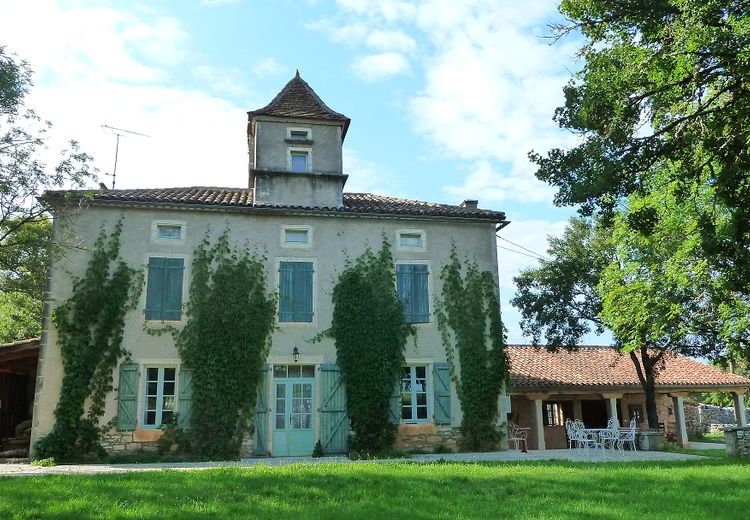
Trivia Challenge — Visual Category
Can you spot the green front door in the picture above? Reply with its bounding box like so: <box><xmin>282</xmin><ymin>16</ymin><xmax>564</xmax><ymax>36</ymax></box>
<box><xmin>272</xmin><ymin>365</ymin><xmax>315</xmax><ymax>456</ymax></box>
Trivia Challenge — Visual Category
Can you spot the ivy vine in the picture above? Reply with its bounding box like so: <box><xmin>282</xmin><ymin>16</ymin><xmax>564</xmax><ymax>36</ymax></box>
<box><xmin>35</xmin><ymin>221</ymin><xmax>142</xmax><ymax>461</ymax></box>
<box><xmin>174</xmin><ymin>232</ymin><xmax>276</xmax><ymax>459</ymax></box>
<box><xmin>329</xmin><ymin>238</ymin><xmax>410</xmax><ymax>454</ymax></box>
<box><xmin>434</xmin><ymin>246</ymin><xmax>509</xmax><ymax>451</ymax></box>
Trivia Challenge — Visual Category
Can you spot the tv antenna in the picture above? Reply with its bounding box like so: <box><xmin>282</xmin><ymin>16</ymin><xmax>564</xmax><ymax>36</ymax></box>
<box><xmin>101</xmin><ymin>124</ymin><xmax>150</xmax><ymax>189</ymax></box>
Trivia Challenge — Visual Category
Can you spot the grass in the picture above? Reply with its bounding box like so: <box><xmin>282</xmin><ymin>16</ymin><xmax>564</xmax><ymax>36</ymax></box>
<box><xmin>2</xmin><ymin>460</ymin><xmax>750</xmax><ymax>519</ymax></box>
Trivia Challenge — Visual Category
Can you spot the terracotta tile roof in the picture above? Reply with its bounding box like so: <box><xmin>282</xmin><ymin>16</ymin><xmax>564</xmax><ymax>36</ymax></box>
<box><xmin>507</xmin><ymin>345</ymin><xmax>750</xmax><ymax>392</ymax></box>
<box><xmin>248</xmin><ymin>71</ymin><xmax>351</xmax><ymax>138</ymax></box>
<box><xmin>42</xmin><ymin>187</ymin><xmax>507</xmax><ymax>222</ymax></box>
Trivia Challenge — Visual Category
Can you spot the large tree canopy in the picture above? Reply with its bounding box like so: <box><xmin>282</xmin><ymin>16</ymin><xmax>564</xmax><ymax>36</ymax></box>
<box><xmin>531</xmin><ymin>0</ymin><xmax>750</xmax><ymax>292</ymax></box>
<box><xmin>0</xmin><ymin>45</ymin><xmax>96</xmax><ymax>342</ymax></box>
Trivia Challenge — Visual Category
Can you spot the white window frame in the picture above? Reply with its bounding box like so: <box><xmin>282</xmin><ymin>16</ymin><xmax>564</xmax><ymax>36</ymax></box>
<box><xmin>287</xmin><ymin>126</ymin><xmax>312</xmax><ymax>141</ymax></box>
<box><xmin>151</xmin><ymin>220</ymin><xmax>186</xmax><ymax>244</ymax></box>
<box><xmin>396</xmin><ymin>229</ymin><xmax>426</xmax><ymax>252</ymax></box>
<box><xmin>142</xmin><ymin>365</ymin><xmax>178</xmax><ymax>429</ymax></box>
<box><xmin>401</xmin><ymin>365</ymin><xmax>430</xmax><ymax>423</ymax></box>
<box><xmin>275</xmin><ymin>257</ymin><xmax>317</xmax><ymax>327</ymax></box>
<box><xmin>280</xmin><ymin>225</ymin><xmax>313</xmax><ymax>249</ymax></box>
<box><xmin>288</xmin><ymin>146</ymin><xmax>312</xmax><ymax>173</ymax></box>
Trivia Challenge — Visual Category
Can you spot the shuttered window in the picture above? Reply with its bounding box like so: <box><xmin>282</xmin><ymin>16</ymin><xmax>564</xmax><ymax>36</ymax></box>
<box><xmin>145</xmin><ymin>257</ymin><xmax>184</xmax><ymax>321</ymax></box>
<box><xmin>401</xmin><ymin>366</ymin><xmax>428</xmax><ymax>422</ymax></box>
<box><xmin>143</xmin><ymin>367</ymin><xmax>176</xmax><ymax>428</ymax></box>
<box><xmin>278</xmin><ymin>261</ymin><xmax>314</xmax><ymax>322</ymax></box>
<box><xmin>396</xmin><ymin>263</ymin><xmax>429</xmax><ymax>323</ymax></box>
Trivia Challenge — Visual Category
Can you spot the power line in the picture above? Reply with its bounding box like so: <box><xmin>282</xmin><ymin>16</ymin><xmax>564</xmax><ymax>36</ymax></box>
<box><xmin>496</xmin><ymin>234</ymin><xmax>548</xmax><ymax>260</ymax></box>
<box><xmin>497</xmin><ymin>244</ymin><xmax>545</xmax><ymax>260</ymax></box>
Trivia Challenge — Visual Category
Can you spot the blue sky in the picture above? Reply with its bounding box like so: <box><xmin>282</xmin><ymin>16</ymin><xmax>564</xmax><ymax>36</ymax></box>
<box><xmin>1</xmin><ymin>0</ymin><xmax>604</xmax><ymax>344</ymax></box>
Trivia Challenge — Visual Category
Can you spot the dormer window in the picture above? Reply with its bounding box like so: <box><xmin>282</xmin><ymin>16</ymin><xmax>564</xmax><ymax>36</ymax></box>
<box><xmin>289</xmin><ymin>148</ymin><xmax>311</xmax><ymax>173</ymax></box>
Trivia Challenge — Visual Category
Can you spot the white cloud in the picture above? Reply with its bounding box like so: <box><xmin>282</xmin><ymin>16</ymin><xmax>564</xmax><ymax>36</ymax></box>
<box><xmin>365</xmin><ymin>30</ymin><xmax>417</xmax><ymax>52</ymax></box>
<box><xmin>201</xmin><ymin>0</ymin><xmax>241</xmax><ymax>5</ymax></box>
<box><xmin>193</xmin><ymin>65</ymin><xmax>249</xmax><ymax>97</ymax></box>
<box><xmin>351</xmin><ymin>52</ymin><xmax>409</xmax><ymax>82</ymax></box>
<box><xmin>444</xmin><ymin>161</ymin><xmax>556</xmax><ymax>204</ymax></box>
<box><xmin>252</xmin><ymin>57</ymin><xmax>286</xmax><ymax>78</ymax></box>
<box><xmin>342</xmin><ymin>149</ymin><xmax>401</xmax><ymax>196</ymax></box>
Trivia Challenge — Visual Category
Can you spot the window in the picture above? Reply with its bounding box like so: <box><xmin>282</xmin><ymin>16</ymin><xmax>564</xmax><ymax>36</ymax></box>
<box><xmin>401</xmin><ymin>366</ymin><xmax>428</xmax><ymax>422</ymax></box>
<box><xmin>285</xmin><ymin>229</ymin><xmax>309</xmax><ymax>244</ymax></box>
<box><xmin>290</xmin><ymin>151</ymin><xmax>309</xmax><ymax>172</ymax></box>
<box><xmin>145</xmin><ymin>257</ymin><xmax>184</xmax><ymax>321</ymax></box>
<box><xmin>396</xmin><ymin>264</ymin><xmax>429</xmax><ymax>323</ymax></box>
<box><xmin>628</xmin><ymin>404</ymin><xmax>643</xmax><ymax>423</ymax></box>
<box><xmin>289</xmin><ymin>130</ymin><xmax>309</xmax><ymax>140</ymax></box>
<box><xmin>143</xmin><ymin>367</ymin><xmax>176</xmax><ymax>427</ymax></box>
<box><xmin>278</xmin><ymin>261</ymin><xmax>314</xmax><ymax>322</ymax></box>
<box><xmin>543</xmin><ymin>401</ymin><xmax>573</xmax><ymax>426</ymax></box>
<box><xmin>156</xmin><ymin>224</ymin><xmax>182</xmax><ymax>240</ymax></box>
<box><xmin>397</xmin><ymin>230</ymin><xmax>426</xmax><ymax>251</ymax></box>
<box><xmin>273</xmin><ymin>365</ymin><xmax>315</xmax><ymax>378</ymax></box>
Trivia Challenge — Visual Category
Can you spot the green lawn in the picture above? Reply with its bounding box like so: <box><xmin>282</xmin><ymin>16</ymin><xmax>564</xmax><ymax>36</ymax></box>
<box><xmin>2</xmin><ymin>460</ymin><xmax>750</xmax><ymax>519</ymax></box>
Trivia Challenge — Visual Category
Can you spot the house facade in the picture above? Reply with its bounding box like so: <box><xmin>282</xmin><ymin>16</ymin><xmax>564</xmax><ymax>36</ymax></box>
<box><xmin>30</xmin><ymin>73</ymin><xmax>509</xmax><ymax>457</ymax></box>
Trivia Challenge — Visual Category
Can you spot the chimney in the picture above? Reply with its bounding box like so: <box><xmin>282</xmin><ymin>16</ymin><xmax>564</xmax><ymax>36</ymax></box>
<box><xmin>460</xmin><ymin>199</ymin><xmax>478</xmax><ymax>209</ymax></box>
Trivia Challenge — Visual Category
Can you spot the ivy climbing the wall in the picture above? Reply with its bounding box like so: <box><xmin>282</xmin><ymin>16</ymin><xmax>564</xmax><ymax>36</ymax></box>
<box><xmin>35</xmin><ymin>221</ymin><xmax>142</xmax><ymax>461</ymax></box>
<box><xmin>434</xmin><ymin>247</ymin><xmax>509</xmax><ymax>451</ymax></box>
<box><xmin>174</xmin><ymin>232</ymin><xmax>275</xmax><ymax>459</ymax></box>
<box><xmin>329</xmin><ymin>239</ymin><xmax>410</xmax><ymax>454</ymax></box>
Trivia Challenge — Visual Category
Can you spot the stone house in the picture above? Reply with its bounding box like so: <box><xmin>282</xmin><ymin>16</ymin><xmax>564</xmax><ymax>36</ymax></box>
<box><xmin>506</xmin><ymin>345</ymin><xmax>750</xmax><ymax>449</ymax></box>
<box><xmin>30</xmin><ymin>73</ymin><xmax>508</xmax><ymax>457</ymax></box>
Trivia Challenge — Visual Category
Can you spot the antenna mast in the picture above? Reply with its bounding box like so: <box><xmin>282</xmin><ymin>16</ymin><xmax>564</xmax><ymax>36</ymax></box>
<box><xmin>101</xmin><ymin>124</ymin><xmax>150</xmax><ymax>189</ymax></box>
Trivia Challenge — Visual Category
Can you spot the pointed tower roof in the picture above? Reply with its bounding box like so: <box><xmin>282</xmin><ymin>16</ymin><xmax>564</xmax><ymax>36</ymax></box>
<box><xmin>248</xmin><ymin>71</ymin><xmax>351</xmax><ymax>139</ymax></box>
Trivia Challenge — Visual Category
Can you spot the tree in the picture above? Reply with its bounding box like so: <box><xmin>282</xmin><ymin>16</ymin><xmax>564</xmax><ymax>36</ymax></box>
<box><xmin>0</xmin><ymin>46</ymin><xmax>96</xmax><ymax>341</ymax></box>
<box><xmin>531</xmin><ymin>0</ymin><xmax>750</xmax><ymax>294</ymax></box>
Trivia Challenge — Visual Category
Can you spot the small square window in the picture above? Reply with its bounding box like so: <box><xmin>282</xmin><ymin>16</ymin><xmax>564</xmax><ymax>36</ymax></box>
<box><xmin>290</xmin><ymin>151</ymin><xmax>308</xmax><ymax>172</ymax></box>
<box><xmin>157</xmin><ymin>224</ymin><xmax>182</xmax><ymax>240</ymax></box>
<box><xmin>285</xmin><ymin>229</ymin><xmax>309</xmax><ymax>244</ymax></box>
<box><xmin>290</xmin><ymin>130</ymin><xmax>308</xmax><ymax>140</ymax></box>
<box><xmin>400</xmin><ymin>233</ymin><xmax>422</xmax><ymax>248</ymax></box>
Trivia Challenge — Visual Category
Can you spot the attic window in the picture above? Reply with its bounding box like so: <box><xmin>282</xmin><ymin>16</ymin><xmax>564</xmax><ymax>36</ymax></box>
<box><xmin>281</xmin><ymin>226</ymin><xmax>312</xmax><ymax>248</ymax></box>
<box><xmin>285</xmin><ymin>229</ymin><xmax>308</xmax><ymax>244</ymax></box>
<box><xmin>290</xmin><ymin>130</ymin><xmax>309</xmax><ymax>140</ymax></box>
<box><xmin>397</xmin><ymin>230</ymin><xmax>426</xmax><ymax>250</ymax></box>
<box><xmin>157</xmin><ymin>225</ymin><xmax>182</xmax><ymax>240</ymax></box>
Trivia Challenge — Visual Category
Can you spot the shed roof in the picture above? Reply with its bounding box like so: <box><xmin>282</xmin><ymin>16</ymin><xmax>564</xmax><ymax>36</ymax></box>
<box><xmin>507</xmin><ymin>345</ymin><xmax>750</xmax><ymax>393</ymax></box>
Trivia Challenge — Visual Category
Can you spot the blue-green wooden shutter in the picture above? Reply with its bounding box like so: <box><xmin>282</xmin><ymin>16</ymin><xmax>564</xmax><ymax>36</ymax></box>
<box><xmin>433</xmin><ymin>363</ymin><xmax>451</xmax><ymax>425</ymax></box>
<box><xmin>319</xmin><ymin>364</ymin><xmax>349</xmax><ymax>453</ymax></box>
<box><xmin>164</xmin><ymin>258</ymin><xmax>184</xmax><ymax>321</ymax></box>
<box><xmin>279</xmin><ymin>262</ymin><xmax>313</xmax><ymax>322</ymax></box>
<box><xmin>145</xmin><ymin>258</ymin><xmax>166</xmax><ymax>320</ymax></box>
<box><xmin>396</xmin><ymin>264</ymin><xmax>413</xmax><ymax>322</ymax></box>
<box><xmin>278</xmin><ymin>263</ymin><xmax>294</xmax><ymax>322</ymax></box>
<box><xmin>177</xmin><ymin>368</ymin><xmax>193</xmax><ymax>428</ymax></box>
<box><xmin>293</xmin><ymin>262</ymin><xmax>313</xmax><ymax>322</ymax></box>
<box><xmin>412</xmin><ymin>264</ymin><xmax>429</xmax><ymax>323</ymax></box>
<box><xmin>255</xmin><ymin>365</ymin><xmax>270</xmax><ymax>455</ymax></box>
<box><xmin>117</xmin><ymin>363</ymin><xmax>139</xmax><ymax>430</ymax></box>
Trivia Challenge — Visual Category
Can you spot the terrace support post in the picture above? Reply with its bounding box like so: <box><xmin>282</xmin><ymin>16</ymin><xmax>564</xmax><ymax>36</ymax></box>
<box><xmin>733</xmin><ymin>391</ymin><xmax>748</xmax><ymax>427</ymax></box>
<box><xmin>573</xmin><ymin>400</ymin><xmax>582</xmax><ymax>421</ymax></box>
<box><xmin>670</xmin><ymin>393</ymin><xmax>689</xmax><ymax>448</ymax></box>
<box><xmin>601</xmin><ymin>393</ymin><xmax>622</xmax><ymax>423</ymax></box>
<box><xmin>527</xmin><ymin>393</ymin><xmax>549</xmax><ymax>450</ymax></box>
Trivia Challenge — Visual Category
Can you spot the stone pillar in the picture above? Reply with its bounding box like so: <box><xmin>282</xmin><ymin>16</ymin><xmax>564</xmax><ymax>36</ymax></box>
<box><xmin>531</xmin><ymin>398</ymin><xmax>546</xmax><ymax>450</ymax></box>
<box><xmin>573</xmin><ymin>400</ymin><xmax>582</xmax><ymax>421</ymax></box>
<box><xmin>601</xmin><ymin>393</ymin><xmax>622</xmax><ymax>424</ymax></box>
<box><xmin>671</xmin><ymin>394</ymin><xmax>689</xmax><ymax>448</ymax></box>
<box><xmin>733</xmin><ymin>392</ymin><xmax>748</xmax><ymax>427</ymax></box>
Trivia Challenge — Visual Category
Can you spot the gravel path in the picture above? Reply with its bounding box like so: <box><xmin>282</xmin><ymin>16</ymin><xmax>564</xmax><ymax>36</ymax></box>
<box><xmin>0</xmin><ymin>448</ymin><xmax>705</xmax><ymax>478</ymax></box>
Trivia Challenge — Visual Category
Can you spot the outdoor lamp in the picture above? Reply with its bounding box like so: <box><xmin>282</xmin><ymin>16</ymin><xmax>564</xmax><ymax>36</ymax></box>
<box><xmin>292</xmin><ymin>346</ymin><xmax>300</xmax><ymax>363</ymax></box>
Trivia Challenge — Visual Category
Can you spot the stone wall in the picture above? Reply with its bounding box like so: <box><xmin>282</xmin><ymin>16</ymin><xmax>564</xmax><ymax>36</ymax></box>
<box><xmin>392</xmin><ymin>423</ymin><xmax>461</xmax><ymax>451</ymax></box>
<box><xmin>683</xmin><ymin>401</ymin><xmax>742</xmax><ymax>434</ymax></box>
<box><xmin>100</xmin><ymin>431</ymin><xmax>160</xmax><ymax>454</ymax></box>
<box><xmin>725</xmin><ymin>426</ymin><xmax>750</xmax><ymax>459</ymax></box>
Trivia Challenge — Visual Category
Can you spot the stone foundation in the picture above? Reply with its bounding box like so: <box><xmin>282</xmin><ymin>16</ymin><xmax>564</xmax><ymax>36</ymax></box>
<box><xmin>725</xmin><ymin>426</ymin><xmax>750</xmax><ymax>459</ymax></box>
<box><xmin>392</xmin><ymin>423</ymin><xmax>461</xmax><ymax>451</ymax></box>
<box><xmin>100</xmin><ymin>430</ymin><xmax>161</xmax><ymax>454</ymax></box>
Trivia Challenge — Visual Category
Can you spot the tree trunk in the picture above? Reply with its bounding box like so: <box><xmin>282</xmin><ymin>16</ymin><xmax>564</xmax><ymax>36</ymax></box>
<box><xmin>629</xmin><ymin>347</ymin><xmax>661</xmax><ymax>430</ymax></box>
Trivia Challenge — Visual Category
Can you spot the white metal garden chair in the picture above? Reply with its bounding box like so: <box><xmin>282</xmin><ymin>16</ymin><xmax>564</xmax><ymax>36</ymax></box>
<box><xmin>508</xmin><ymin>422</ymin><xmax>528</xmax><ymax>452</ymax></box>
<box><xmin>599</xmin><ymin>417</ymin><xmax>621</xmax><ymax>454</ymax></box>
<box><xmin>616</xmin><ymin>417</ymin><xmax>638</xmax><ymax>453</ymax></box>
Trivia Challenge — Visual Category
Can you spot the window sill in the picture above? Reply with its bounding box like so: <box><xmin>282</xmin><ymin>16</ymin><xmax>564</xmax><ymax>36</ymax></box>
<box><xmin>285</xmin><ymin>139</ymin><xmax>314</xmax><ymax>145</ymax></box>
